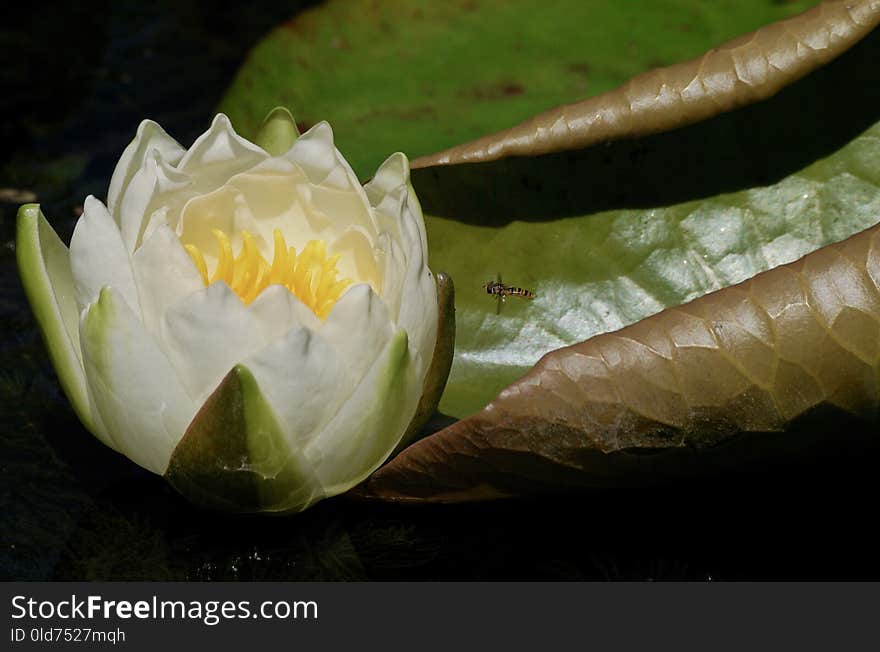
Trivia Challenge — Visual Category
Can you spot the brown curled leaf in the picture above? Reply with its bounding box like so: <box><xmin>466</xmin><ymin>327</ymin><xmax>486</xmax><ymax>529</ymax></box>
<box><xmin>412</xmin><ymin>0</ymin><xmax>880</xmax><ymax>168</ymax></box>
<box><xmin>359</xmin><ymin>222</ymin><xmax>880</xmax><ymax>503</ymax></box>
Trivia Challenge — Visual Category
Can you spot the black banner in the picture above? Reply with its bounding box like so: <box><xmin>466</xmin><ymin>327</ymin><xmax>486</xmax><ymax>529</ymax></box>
<box><xmin>2</xmin><ymin>582</ymin><xmax>878</xmax><ymax>650</ymax></box>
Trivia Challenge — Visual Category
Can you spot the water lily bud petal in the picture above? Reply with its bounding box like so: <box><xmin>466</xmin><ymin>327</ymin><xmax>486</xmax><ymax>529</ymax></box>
<box><xmin>244</xmin><ymin>325</ymin><xmax>343</xmax><ymax>454</ymax></box>
<box><xmin>131</xmin><ymin>224</ymin><xmax>206</xmax><ymax>335</ymax></box>
<box><xmin>179</xmin><ymin>113</ymin><xmax>266</xmax><ymax>173</ymax></box>
<box><xmin>70</xmin><ymin>196</ymin><xmax>140</xmax><ymax>314</ymax></box>
<box><xmin>161</xmin><ymin>282</ymin><xmax>268</xmax><ymax>404</ymax></box>
<box><xmin>400</xmin><ymin>271</ymin><xmax>455</xmax><ymax>446</ymax></box>
<box><xmin>80</xmin><ymin>287</ymin><xmax>197</xmax><ymax>474</ymax></box>
<box><xmin>308</xmin><ymin>329</ymin><xmax>413</xmax><ymax>494</ymax></box>
<box><xmin>107</xmin><ymin>120</ymin><xmax>185</xmax><ymax>224</ymax></box>
<box><xmin>366</xmin><ymin>152</ymin><xmax>437</xmax><ymax>384</ymax></box>
<box><xmin>287</xmin><ymin>121</ymin><xmax>359</xmax><ymax>190</ymax></box>
<box><xmin>119</xmin><ymin>149</ymin><xmax>191</xmax><ymax>252</ymax></box>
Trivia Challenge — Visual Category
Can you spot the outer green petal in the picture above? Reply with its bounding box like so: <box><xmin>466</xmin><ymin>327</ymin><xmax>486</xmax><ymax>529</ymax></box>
<box><xmin>165</xmin><ymin>364</ymin><xmax>323</xmax><ymax>513</ymax></box>
<box><xmin>15</xmin><ymin>204</ymin><xmax>105</xmax><ymax>441</ymax></box>
<box><xmin>308</xmin><ymin>328</ymin><xmax>415</xmax><ymax>496</ymax></box>
<box><xmin>254</xmin><ymin>107</ymin><xmax>300</xmax><ymax>156</ymax></box>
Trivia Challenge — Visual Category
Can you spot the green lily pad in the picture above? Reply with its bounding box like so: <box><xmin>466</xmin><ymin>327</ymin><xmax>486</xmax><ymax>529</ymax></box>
<box><xmin>219</xmin><ymin>0</ymin><xmax>814</xmax><ymax>180</ymax></box>
<box><xmin>419</xmin><ymin>23</ymin><xmax>880</xmax><ymax>417</ymax></box>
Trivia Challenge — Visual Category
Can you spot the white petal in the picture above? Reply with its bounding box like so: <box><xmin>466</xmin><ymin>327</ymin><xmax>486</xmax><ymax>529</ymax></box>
<box><xmin>404</xmin><ymin>181</ymin><xmax>430</xmax><ymax>259</ymax></box>
<box><xmin>69</xmin><ymin>196</ymin><xmax>140</xmax><ymax>315</ymax></box>
<box><xmin>307</xmin><ymin>181</ymin><xmax>379</xmax><ymax>239</ymax></box>
<box><xmin>245</xmin><ymin>326</ymin><xmax>343</xmax><ymax>452</ymax></box>
<box><xmin>368</xmin><ymin>153</ymin><xmax>437</xmax><ymax>373</ymax></box>
<box><xmin>178</xmin><ymin>113</ymin><xmax>267</xmax><ymax>180</ymax></box>
<box><xmin>366</xmin><ymin>151</ymin><xmax>409</xmax><ymax>198</ymax></box>
<box><xmin>287</xmin><ymin>121</ymin><xmax>360</xmax><ymax>190</ymax></box>
<box><xmin>397</xmin><ymin>225</ymin><xmax>437</xmax><ymax>381</ymax></box>
<box><xmin>307</xmin><ymin>329</ymin><xmax>418</xmax><ymax>494</ymax></box>
<box><xmin>329</xmin><ymin>226</ymin><xmax>382</xmax><ymax>292</ymax></box>
<box><xmin>239</xmin><ymin>155</ymin><xmax>299</xmax><ymax>175</ymax></box>
<box><xmin>16</xmin><ymin>205</ymin><xmax>110</xmax><ymax>446</ymax></box>
<box><xmin>248</xmin><ymin>285</ymin><xmax>321</xmax><ymax>343</ymax></box>
<box><xmin>176</xmin><ymin>184</ymin><xmax>254</xmax><ymax>263</ymax></box>
<box><xmin>321</xmin><ymin>283</ymin><xmax>393</xmax><ymax>394</ymax></box>
<box><xmin>364</xmin><ymin>152</ymin><xmax>407</xmax><ymax>243</ymax></box>
<box><xmin>160</xmin><ymin>282</ymin><xmax>268</xmax><ymax>403</ymax></box>
<box><xmin>375</xmin><ymin>231</ymin><xmax>406</xmax><ymax>320</ymax></box>
<box><xmin>120</xmin><ymin>149</ymin><xmax>192</xmax><ymax>252</ymax></box>
<box><xmin>177</xmin><ymin>169</ymin><xmax>311</xmax><ymax>266</ymax></box>
<box><xmin>132</xmin><ymin>224</ymin><xmax>205</xmax><ymax>336</ymax></box>
<box><xmin>221</xmin><ymin>163</ymin><xmax>310</xmax><ymax>232</ymax></box>
<box><xmin>366</xmin><ymin>152</ymin><xmax>427</xmax><ymax>256</ymax></box>
<box><xmin>107</xmin><ymin>120</ymin><xmax>185</xmax><ymax>224</ymax></box>
<box><xmin>80</xmin><ymin>286</ymin><xmax>196</xmax><ymax>474</ymax></box>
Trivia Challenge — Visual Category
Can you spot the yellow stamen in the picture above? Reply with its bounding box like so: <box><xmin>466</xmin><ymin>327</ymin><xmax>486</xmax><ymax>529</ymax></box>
<box><xmin>212</xmin><ymin>229</ymin><xmax>234</xmax><ymax>285</ymax></box>
<box><xmin>184</xmin><ymin>244</ymin><xmax>209</xmax><ymax>285</ymax></box>
<box><xmin>184</xmin><ymin>228</ymin><xmax>352</xmax><ymax>319</ymax></box>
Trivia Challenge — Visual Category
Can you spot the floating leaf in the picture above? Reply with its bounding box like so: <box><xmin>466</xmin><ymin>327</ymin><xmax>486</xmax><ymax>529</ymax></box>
<box><xmin>414</xmin><ymin>0</ymin><xmax>880</xmax><ymax>167</ymax></box>
<box><xmin>220</xmin><ymin>0</ymin><xmax>819</xmax><ymax>179</ymax></box>
<box><xmin>360</xmin><ymin>220</ymin><xmax>880</xmax><ymax>502</ymax></box>
<box><xmin>425</xmin><ymin>24</ymin><xmax>880</xmax><ymax>417</ymax></box>
<box><xmin>355</xmin><ymin>5</ymin><xmax>880</xmax><ymax>500</ymax></box>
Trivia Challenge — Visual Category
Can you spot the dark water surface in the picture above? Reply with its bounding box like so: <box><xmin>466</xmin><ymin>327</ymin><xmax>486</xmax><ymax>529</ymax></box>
<box><xmin>2</xmin><ymin>1</ymin><xmax>878</xmax><ymax>581</ymax></box>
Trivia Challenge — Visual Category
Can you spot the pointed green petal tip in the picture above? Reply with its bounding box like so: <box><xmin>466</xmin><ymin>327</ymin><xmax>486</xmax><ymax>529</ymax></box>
<box><xmin>255</xmin><ymin>106</ymin><xmax>300</xmax><ymax>156</ymax></box>
<box><xmin>165</xmin><ymin>364</ymin><xmax>321</xmax><ymax>514</ymax></box>
<box><xmin>18</xmin><ymin>202</ymin><xmax>40</xmax><ymax>219</ymax></box>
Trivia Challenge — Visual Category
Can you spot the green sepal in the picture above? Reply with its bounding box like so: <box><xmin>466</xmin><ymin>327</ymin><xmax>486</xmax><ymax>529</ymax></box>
<box><xmin>254</xmin><ymin>106</ymin><xmax>300</xmax><ymax>156</ymax></box>
<box><xmin>16</xmin><ymin>203</ymin><xmax>97</xmax><ymax>435</ymax></box>
<box><xmin>165</xmin><ymin>364</ymin><xmax>320</xmax><ymax>514</ymax></box>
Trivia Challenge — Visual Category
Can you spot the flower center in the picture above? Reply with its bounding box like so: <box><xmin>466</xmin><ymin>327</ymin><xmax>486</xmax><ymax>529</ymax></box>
<box><xmin>184</xmin><ymin>229</ymin><xmax>351</xmax><ymax>319</ymax></box>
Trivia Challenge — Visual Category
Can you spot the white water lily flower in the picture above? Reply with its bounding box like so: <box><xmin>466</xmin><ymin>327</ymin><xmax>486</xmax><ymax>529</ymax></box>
<box><xmin>17</xmin><ymin>109</ymin><xmax>439</xmax><ymax>513</ymax></box>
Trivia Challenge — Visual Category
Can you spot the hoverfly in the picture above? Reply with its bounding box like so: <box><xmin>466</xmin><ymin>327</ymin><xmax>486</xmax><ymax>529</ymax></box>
<box><xmin>482</xmin><ymin>274</ymin><xmax>536</xmax><ymax>314</ymax></box>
